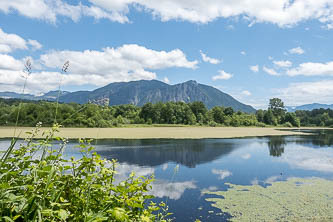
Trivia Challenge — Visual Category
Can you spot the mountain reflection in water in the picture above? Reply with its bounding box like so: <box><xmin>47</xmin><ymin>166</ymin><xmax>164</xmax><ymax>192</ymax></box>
<box><xmin>96</xmin><ymin>139</ymin><xmax>238</xmax><ymax>168</ymax></box>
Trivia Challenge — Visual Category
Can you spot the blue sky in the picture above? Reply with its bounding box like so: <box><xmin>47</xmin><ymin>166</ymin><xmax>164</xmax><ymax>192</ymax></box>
<box><xmin>1</xmin><ymin>0</ymin><xmax>333</xmax><ymax>109</ymax></box>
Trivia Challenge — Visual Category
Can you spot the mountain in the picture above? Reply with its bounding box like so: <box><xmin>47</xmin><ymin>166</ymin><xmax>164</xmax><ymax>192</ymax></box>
<box><xmin>0</xmin><ymin>80</ymin><xmax>256</xmax><ymax>113</ymax></box>
<box><xmin>0</xmin><ymin>92</ymin><xmax>36</xmax><ymax>100</ymax></box>
<box><xmin>59</xmin><ymin>80</ymin><xmax>256</xmax><ymax>113</ymax></box>
<box><xmin>0</xmin><ymin>90</ymin><xmax>70</xmax><ymax>101</ymax></box>
<box><xmin>286</xmin><ymin>103</ymin><xmax>333</xmax><ymax>112</ymax></box>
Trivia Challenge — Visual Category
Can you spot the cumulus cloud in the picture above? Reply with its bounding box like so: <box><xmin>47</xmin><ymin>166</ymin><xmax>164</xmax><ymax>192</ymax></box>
<box><xmin>250</xmin><ymin>65</ymin><xmax>259</xmax><ymax>73</ymax></box>
<box><xmin>273</xmin><ymin>60</ymin><xmax>292</xmax><ymax>68</ymax></box>
<box><xmin>3</xmin><ymin>0</ymin><xmax>333</xmax><ymax>27</ymax></box>
<box><xmin>87</xmin><ymin>0</ymin><xmax>333</xmax><ymax>27</ymax></box>
<box><xmin>263</xmin><ymin>66</ymin><xmax>279</xmax><ymax>76</ymax></box>
<box><xmin>287</xmin><ymin>61</ymin><xmax>333</xmax><ymax>76</ymax></box>
<box><xmin>288</xmin><ymin>47</ymin><xmax>305</xmax><ymax>55</ymax></box>
<box><xmin>28</xmin><ymin>39</ymin><xmax>42</xmax><ymax>50</ymax></box>
<box><xmin>0</xmin><ymin>54</ymin><xmax>24</xmax><ymax>70</ymax></box>
<box><xmin>0</xmin><ymin>44</ymin><xmax>197</xmax><ymax>94</ymax></box>
<box><xmin>212</xmin><ymin>70</ymin><xmax>233</xmax><ymax>80</ymax></box>
<box><xmin>0</xmin><ymin>0</ymin><xmax>128</xmax><ymax>23</ymax></box>
<box><xmin>163</xmin><ymin>77</ymin><xmax>170</xmax><ymax>84</ymax></box>
<box><xmin>241</xmin><ymin>90</ymin><xmax>251</xmax><ymax>96</ymax></box>
<box><xmin>276</xmin><ymin>80</ymin><xmax>333</xmax><ymax>105</ymax></box>
<box><xmin>0</xmin><ymin>28</ymin><xmax>42</xmax><ymax>53</ymax></box>
<box><xmin>200</xmin><ymin>50</ymin><xmax>221</xmax><ymax>64</ymax></box>
<box><xmin>212</xmin><ymin>169</ymin><xmax>232</xmax><ymax>180</ymax></box>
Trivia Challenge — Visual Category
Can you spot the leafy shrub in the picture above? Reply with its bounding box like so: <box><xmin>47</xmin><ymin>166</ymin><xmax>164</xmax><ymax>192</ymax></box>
<box><xmin>283</xmin><ymin>122</ymin><xmax>293</xmax><ymax>128</ymax></box>
<box><xmin>256</xmin><ymin>122</ymin><xmax>266</xmax><ymax>127</ymax></box>
<box><xmin>208</xmin><ymin>121</ymin><xmax>217</xmax><ymax>127</ymax></box>
<box><xmin>0</xmin><ymin>125</ymin><xmax>171</xmax><ymax>221</ymax></box>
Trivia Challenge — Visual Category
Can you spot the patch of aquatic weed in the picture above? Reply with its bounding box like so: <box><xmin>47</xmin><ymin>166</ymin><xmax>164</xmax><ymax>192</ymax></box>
<box><xmin>203</xmin><ymin>177</ymin><xmax>333</xmax><ymax>221</ymax></box>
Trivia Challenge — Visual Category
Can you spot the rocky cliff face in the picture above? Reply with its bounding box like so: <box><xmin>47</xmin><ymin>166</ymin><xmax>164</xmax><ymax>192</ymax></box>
<box><xmin>59</xmin><ymin>80</ymin><xmax>256</xmax><ymax>113</ymax></box>
<box><xmin>0</xmin><ymin>80</ymin><xmax>256</xmax><ymax>113</ymax></box>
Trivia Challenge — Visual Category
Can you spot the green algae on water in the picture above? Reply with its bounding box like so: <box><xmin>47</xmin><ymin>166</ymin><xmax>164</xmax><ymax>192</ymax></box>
<box><xmin>204</xmin><ymin>178</ymin><xmax>333</xmax><ymax>221</ymax></box>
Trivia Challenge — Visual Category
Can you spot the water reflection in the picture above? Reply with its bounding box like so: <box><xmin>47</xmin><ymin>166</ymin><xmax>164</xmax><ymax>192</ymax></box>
<box><xmin>278</xmin><ymin>145</ymin><xmax>333</xmax><ymax>173</ymax></box>
<box><xmin>2</xmin><ymin>130</ymin><xmax>333</xmax><ymax>222</ymax></box>
<box><xmin>96</xmin><ymin>139</ymin><xmax>237</xmax><ymax>168</ymax></box>
<box><xmin>268</xmin><ymin>136</ymin><xmax>286</xmax><ymax>157</ymax></box>
<box><xmin>113</xmin><ymin>162</ymin><xmax>197</xmax><ymax>200</ymax></box>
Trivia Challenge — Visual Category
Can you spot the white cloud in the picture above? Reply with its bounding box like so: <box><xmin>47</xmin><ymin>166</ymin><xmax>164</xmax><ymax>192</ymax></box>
<box><xmin>0</xmin><ymin>44</ymin><xmax>197</xmax><ymax>94</ymax></box>
<box><xmin>41</xmin><ymin>44</ymin><xmax>197</xmax><ymax>73</ymax></box>
<box><xmin>0</xmin><ymin>0</ymin><xmax>128</xmax><ymax>23</ymax></box>
<box><xmin>212</xmin><ymin>169</ymin><xmax>232</xmax><ymax>180</ymax></box>
<box><xmin>0</xmin><ymin>28</ymin><xmax>42</xmax><ymax>53</ymax></box>
<box><xmin>263</xmin><ymin>66</ymin><xmax>279</xmax><ymax>76</ymax></box>
<box><xmin>200</xmin><ymin>50</ymin><xmax>221</xmax><ymax>64</ymax></box>
<box><xmin>325</xmin><ymin>23</ymin><xmax>333</xmax><ymax>29</ymax></box>
<box><xmin>288</xmin><ymin>47</ymin><xmax>305</xmax><ymax>55</ymax></box>
<box><xmin>250</xmin><ymin>65</ymin><xmax>259</xmax><ymax>73</ymax></box>
<box><xmin>28</xmin><ymin>39</ymin><xmax>42</xmax><ymax>50</ymax></box>
<box><xmin>276</xmin><ymin>80</ymin><xmax>333</xmax><ymax>105</ymax></box>
<box><xmin>0</xmin><ymin>28</ymin><xmax>26</xmax><ymax>53</ymax></box>
<box><xmin>241</xmin><ymin>90</ymin><xmax>251</xmax><ymax>96</ymax></box>
<box><xmin>212</xmin><ymin>70</ymin><xmax>233</xmax><ymax>80</ymax></box>
<box><xmin>273</xmin><ymin>60</ymin><xmax>292</xmax><ymax>68</ymax></box>
<box><xmin>0</xmin><ymin>54</ymin><xmax>24</xmax><ymax>71</ymax></box>
<box><xmin>4</xmin><ymin>0</ymin><xmax>333</xmax><ymax>27</ymax></box>
<box><xmin>287</xmin><ymin>61</ymin><xmax>333</xmax><ymax>76</ymax></box>
<box><xmin>163</xmin><ymin>77</ymin><xmax>170</xmax><ymax>84</ymax></box>
<box><xmin>86</xmin><ymin>0</ymin><xmax>333</xmax><ymax>27</ymax></box>
<box><xmin>241</xmin><ymin>51</ymin><xmax>246</xmax><ymax>55</ymax></box>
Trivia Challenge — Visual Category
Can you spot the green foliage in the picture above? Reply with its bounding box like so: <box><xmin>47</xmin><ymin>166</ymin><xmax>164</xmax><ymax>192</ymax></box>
<box><xmin>3</xmin><ymin>97</ymin><xmax>332</xmax><ymax>128</ymax></box>
<box><xmin>268</xmin><ymin>98</ymin><xmax>286</xmax><ymax>118</ymax></box>
<box><xmin>0</xmin><ymin>125</ymin><xmax>171</xmax><ymax>221</ymax></box>
<box><xmin>294</xmin><ymin>108</ymin><xmax>333</xmax><ymax>127</ymax></box>
<box><xmin>282</xmin><ymin>122</ymin><xmax>293</xmax><ymax>127</ymax></box>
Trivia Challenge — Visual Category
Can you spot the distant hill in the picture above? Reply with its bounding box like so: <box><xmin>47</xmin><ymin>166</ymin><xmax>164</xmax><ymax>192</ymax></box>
<box><xmin>0</xmin><ymin>91</ymin><xmax>70</xmax><ymax>101</ymax></box>
<box><xmin>0</xmin><ymin>80</ymin><xmax>256</xmax><ymax>113</ymax></box>
<box><xmin>286</xmin><ymin>103</ymin><xmax>333</xmax><ymax>112</ymax></box>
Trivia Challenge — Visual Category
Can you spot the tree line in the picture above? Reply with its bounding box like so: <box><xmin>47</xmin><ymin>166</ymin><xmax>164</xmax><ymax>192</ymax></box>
<box><xmin>0</xmin><ymin>97</ymin><xmax>332</xmax><ymax>128</ymax></box>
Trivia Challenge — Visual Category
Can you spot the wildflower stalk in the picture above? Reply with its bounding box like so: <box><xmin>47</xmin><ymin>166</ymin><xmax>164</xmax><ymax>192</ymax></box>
<box><xmin>54</xmin><ymin>61</ymin><xmax>69</xmax><ymax>124</ymax></box>
<box><xmin>13</xmin><ymin>59</ymin><xmax>32</xmax><ymax>138</ymax></box>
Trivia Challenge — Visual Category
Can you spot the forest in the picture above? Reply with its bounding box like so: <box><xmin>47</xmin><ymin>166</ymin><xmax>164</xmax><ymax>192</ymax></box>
<box><xmin>1</xmin><ymin>97</ymin><xmax>332</xmax><ymax>128</ymax></box>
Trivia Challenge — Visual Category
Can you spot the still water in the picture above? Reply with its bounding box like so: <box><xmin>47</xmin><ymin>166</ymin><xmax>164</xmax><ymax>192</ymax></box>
<box><xmin>1</xmin><ymin>129</ymin><xmax>333</xmax><ymax>221</ymax></box>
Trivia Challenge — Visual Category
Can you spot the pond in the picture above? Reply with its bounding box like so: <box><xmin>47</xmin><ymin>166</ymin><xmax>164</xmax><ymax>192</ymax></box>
<box><xmin>1</xmin><ymin>129</ymin><xmax>333</xmax><ymax>221</ymax></box>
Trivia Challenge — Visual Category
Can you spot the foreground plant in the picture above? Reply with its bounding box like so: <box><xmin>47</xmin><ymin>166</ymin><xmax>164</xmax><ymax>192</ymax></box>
<box><xmin>0</xmin><ymin>124</ymin><xmax>171</xmax><ymax>221</ymax></box>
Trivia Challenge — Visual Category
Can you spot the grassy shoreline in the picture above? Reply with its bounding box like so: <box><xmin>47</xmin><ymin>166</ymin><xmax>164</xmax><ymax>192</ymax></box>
<box><xmin>0</xmin><ymin>126</ymin><xmax>322</xmax><ymax>139</ymax></box>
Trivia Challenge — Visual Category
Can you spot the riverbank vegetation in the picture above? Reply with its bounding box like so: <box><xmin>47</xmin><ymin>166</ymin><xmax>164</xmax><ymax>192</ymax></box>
<box><xmin>1</xmin><ymin>98</ymin><xmax>332</xmax><ymax>128</ymax></box>
<box><xmin>0</xmin><ymin>125</ymin><xmax>171</xmax><ymax>221</ymax></box>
